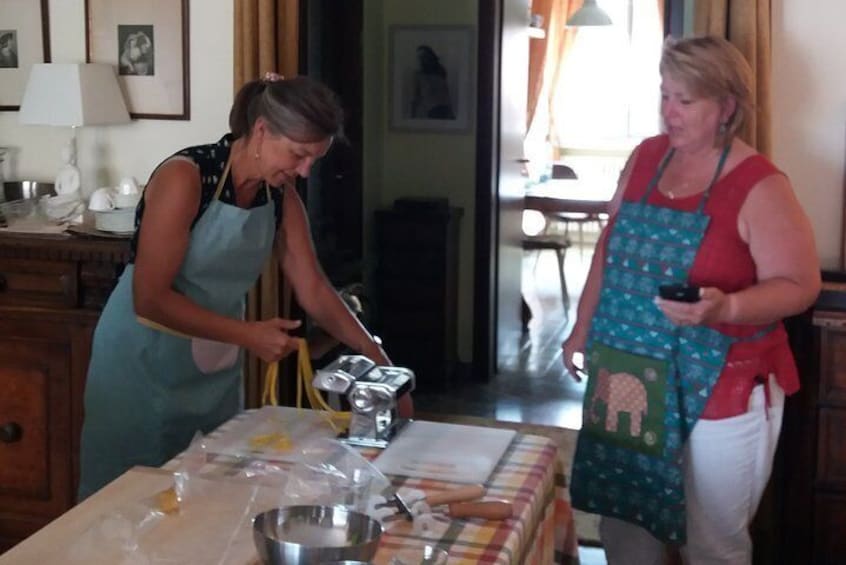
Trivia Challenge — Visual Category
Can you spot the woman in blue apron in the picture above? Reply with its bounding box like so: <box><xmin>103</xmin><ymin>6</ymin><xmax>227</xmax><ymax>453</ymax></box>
<box><xmin>79</xmin><ymin>75</ymin><xmax>413</xmax><ymax>499</ymax></box>
<box><xmin>563</xmin><ymin>37</ymin><xmax>820</xmax><ymax>563</ymax></box>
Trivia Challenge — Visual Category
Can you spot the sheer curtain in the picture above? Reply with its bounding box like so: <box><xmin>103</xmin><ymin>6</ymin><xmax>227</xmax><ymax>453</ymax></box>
<box><xmin>527</xmin><ymin>0</ymin><xmax>581</xmax><ymax>131</ymax></box>
<box><xmin>233</xmin><ymin>0</ymin><xmax>299</xmax><ymax>407</ymax></box>
<box><xmin>694</xmin><ymin>0</ymin><xmax>772</xmax><ymax>155</ymax></box>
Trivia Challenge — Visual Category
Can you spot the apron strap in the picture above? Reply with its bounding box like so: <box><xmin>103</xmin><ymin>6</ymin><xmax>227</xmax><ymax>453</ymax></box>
<box><xmin>641</xmin><ymin>142</ymin><xmax>732</xmax><ymax>212</ymax></box>
<box><xmin>212</xmin><ymin>157</ymin><xmax>272</xmax><ymax>202</ymax></box>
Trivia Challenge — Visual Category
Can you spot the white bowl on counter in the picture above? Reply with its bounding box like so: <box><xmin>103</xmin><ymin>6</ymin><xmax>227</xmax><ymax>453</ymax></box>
<box><xmin>94</xmin><ymin>207</ymin><xmax>136</xmax><ymax>234</ymax></box>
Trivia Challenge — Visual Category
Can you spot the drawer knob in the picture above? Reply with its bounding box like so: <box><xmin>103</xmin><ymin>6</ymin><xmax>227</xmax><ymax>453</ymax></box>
<box><xmin>0</xmin><ymin>422</ymin><xmax>22</xmax><ymax>443</ymax></box>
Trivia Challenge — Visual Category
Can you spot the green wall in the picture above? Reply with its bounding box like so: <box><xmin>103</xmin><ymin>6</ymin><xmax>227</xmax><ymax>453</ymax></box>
<box><xmin>363</xmin><ymin>1</ymin><xmax>479</xmax><ymax>363</ymax></box>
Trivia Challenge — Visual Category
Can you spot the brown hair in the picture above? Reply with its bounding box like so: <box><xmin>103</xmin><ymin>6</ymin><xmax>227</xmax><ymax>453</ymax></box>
<box><xmin>228</xmin><ymin>76</ymin><xmax>344</xmax><ymax>143</ymax></box>
<box><xmin>660</xmin><ymin>35</ymin><xmax>752</xmax><ymax>146</ymax></box>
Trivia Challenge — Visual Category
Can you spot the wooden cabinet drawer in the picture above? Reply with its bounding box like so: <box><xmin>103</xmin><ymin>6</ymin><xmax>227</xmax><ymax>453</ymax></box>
<box><xmin>0</xmin><ymin>258</ymin><xmax>78</xmax><ymax>309</ymax></box>
<box><xmin>817</xmin><ymin>408</ymin><xmax>846</xmax><ymax>488</ymax></box>
<box><xmin>0</xmin><ymin>334</ymin><xmax>73</xmax><ymax>538</ymax></box>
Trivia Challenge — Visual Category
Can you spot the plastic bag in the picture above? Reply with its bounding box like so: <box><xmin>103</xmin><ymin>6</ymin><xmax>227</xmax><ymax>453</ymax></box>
<box><xmin>284</xmin><ymin>437</ymin><xmax>390</xmax><ymax>513</ymax></box>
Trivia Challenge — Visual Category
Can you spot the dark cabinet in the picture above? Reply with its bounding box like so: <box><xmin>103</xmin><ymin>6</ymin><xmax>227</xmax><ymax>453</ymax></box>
<box><xmin>776</xmin><ymin>284</ymin><xmax>846</xmax><ymax>565</ymax></box>
<box><xmin>374</xmin><ymin>201</ymin><xmax>462</xmax><ymax>391</ymax></box>
<box><xmin>0</xmin><ymin>234</ymin><xmax>129</xmax><ymax>552</ymax></box>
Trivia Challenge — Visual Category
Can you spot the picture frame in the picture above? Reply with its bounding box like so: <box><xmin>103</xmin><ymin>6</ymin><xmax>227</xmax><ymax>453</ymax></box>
<box><xmin>0</xmin><ymin>0</ymin><xmax>50</xmax><ymax>111</ymax></box>
<box><xmin>85</xmin><ymin>0</ymin><xmax>189</xmax><ymax>120</ymax></box>
<box><xmin>389</xmin><ymin>25</ymin><xmax>475</xmax><ymax>133</ymax></box>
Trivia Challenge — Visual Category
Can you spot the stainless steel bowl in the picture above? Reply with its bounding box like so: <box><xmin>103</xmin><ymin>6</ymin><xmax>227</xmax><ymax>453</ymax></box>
<box><xmin>253</xmin><ymin>505</ymin><xmax>382</xmax><ymax>565</ymax></box>
<box><xmin>2</xmin><ymin>181</ymin><xmax>55</xmax><ymax>203</ymax></box>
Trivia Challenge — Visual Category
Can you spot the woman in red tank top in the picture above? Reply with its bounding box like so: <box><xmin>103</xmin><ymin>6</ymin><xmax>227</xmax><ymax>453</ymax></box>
<box><xmin>563</xmin><ymin>36</ymin><xmax>820</xmax><ymax>564</ymax></box>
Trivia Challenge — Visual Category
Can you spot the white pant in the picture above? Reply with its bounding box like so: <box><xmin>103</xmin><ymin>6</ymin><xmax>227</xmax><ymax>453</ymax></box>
<box><xmin>599</xmin><ymin>376</ymin><xmax>785</xmax><ymax>565</ymax></box>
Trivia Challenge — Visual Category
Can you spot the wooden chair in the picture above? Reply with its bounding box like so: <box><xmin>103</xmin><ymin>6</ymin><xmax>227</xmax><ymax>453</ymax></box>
<box><xmin>521</xmin><ymin>234</ymin><xmax>571</xmax><ymax>312</ymax></box>
<box><xmin>546</xmin><ymin>164</ymin><xmax>607</xmax><ymax>257</ymax></box>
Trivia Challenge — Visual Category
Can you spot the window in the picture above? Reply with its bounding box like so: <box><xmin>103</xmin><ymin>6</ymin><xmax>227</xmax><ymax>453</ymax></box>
<box><xmin>525</xmin><ymin>0</ymin><xmax>663</xmax><ymax>187</ymax></box>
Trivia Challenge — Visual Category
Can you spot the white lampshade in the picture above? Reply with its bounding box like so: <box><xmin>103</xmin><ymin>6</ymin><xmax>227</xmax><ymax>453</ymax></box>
<box><xmin>19</xmin><ymin>63</ymin><xmax>130</xmax><ymax>127</ymax></box>
<box><xmin>567</xmin><ymin>0</ymin><xmax>613</xmax><ymax>27</ymax></box>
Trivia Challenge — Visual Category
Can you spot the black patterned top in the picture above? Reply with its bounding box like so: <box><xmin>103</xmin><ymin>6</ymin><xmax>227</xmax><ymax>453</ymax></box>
<box><xmin>128</xmin><ymin>134</ymin><xmax>284</xmax><ymax>263</ymax></box>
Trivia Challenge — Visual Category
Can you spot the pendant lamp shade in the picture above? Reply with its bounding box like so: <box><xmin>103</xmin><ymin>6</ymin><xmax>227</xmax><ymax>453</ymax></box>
<box><xmin>566</xmin><ymin>0</ymin><xmax>613</xmax><ymax>27</ymax></box>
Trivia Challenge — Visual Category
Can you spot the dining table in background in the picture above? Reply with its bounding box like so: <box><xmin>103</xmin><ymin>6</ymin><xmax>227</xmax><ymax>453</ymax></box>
<box><xmin>523</xmin><ymin>177</ymin><xmax>613</xmax><ymax>218</ymax></box>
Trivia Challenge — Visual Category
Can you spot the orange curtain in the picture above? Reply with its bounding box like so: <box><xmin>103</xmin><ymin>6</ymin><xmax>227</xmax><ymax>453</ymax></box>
<box><xmin>233</xmin><ymin>0</ymin><xmax>299</xmax><ymax>407</ymax></box>
<box><xmin>694</xmin><ymin>0</ymin><xmax>772</xmax><ymax>156</ymax></box>
<box><xmin>527</xmin><ymin>0</ymin><xmax>581</xmax><ymax>131</ymax></box>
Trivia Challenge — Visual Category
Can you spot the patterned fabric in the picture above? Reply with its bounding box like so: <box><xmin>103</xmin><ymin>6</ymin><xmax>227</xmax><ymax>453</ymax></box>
<box><xmin>626</xmin><ymin>135</ymin><xmax>800</xmax><ymax>417</ymax></box>
<box><xmin>571</xmin><ymin>143</ymin><xmax>734</xmax><ymax>544</ymax></box>
<box><xmin>128</xmin><ymin>134</ymin><xmax>284</xmax><ymax>263</ymax></box>
<box><xmin>164</xmin><ymin>410</ymin><xmax>581</xmax><ymax>564</ymax></box>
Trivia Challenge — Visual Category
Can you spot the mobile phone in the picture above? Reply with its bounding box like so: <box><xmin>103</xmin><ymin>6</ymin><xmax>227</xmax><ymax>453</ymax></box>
<box><xmin>658</xmin><ymin>283</ymin><xmax>701</xmax><ymax>303</ymax></box>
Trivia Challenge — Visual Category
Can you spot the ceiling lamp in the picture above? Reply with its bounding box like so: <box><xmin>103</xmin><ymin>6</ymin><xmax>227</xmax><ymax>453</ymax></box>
<box><xmin>566</xmin><ymin>0</ymin><xmax>613</xmax><ymax>26</ymax></box>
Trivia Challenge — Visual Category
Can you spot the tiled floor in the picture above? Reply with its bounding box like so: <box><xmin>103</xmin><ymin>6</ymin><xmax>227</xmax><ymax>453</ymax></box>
<box><xmin>415</xmin><ymin>240</ymin><xmax>594</xmax><ymax>430</ymax></box>
<box><xmin>414</xmin><ymin>240</ymin><xmax>608</xmax><ymax>563</ymax></box>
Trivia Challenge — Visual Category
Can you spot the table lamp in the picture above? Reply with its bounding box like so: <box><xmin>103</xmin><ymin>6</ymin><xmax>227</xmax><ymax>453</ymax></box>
<box><xmin>18</xmin><ymin>63</ymin><xmax>130</xmax><ymax>195</ymax></box>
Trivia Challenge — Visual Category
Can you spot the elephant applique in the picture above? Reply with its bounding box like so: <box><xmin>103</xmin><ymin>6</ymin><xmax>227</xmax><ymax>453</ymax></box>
<box><xmin>590</xmin><ymin>368</ymin><xmax>648</xmax><ymax>437</ymax></box>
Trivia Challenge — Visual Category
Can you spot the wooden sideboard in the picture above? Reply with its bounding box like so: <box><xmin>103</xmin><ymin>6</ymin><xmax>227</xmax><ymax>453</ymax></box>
<box><xmin>773</xmin><ymin>282</ymin><xmax>846</xmax><ymax>565</ymax></box>
<box><xmin>0</xmin><ymin>233</ymin><xmax>129</xmax><ymax>552</ymax></box>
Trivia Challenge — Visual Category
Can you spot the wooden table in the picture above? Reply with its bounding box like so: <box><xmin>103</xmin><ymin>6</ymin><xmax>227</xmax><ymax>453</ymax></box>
<box><xmin>0</xmin><ymin>409</ymin><xmax>580</xmax><ymax>564</ymax></box>
<box><xmin>524</xmin><ymin>178</ymin><xmax>612</xmax><ymax>216</ymax></box>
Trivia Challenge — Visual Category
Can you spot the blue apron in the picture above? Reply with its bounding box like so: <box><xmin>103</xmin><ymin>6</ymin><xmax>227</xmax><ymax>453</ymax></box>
<box><xmin>79</xmin><ymin>159</ymin><xmax>276</xmax><ymax>499</ymax></box>
<box><xmin>570</xmin><ymin>145</ymin><xmax>735</xmax><ymax>543</ymax></box>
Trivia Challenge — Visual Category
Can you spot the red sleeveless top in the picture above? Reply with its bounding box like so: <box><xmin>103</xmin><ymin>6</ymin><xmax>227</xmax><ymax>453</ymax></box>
<box><xmin>617</xmin><ymin>135</ymin><xmax>800</xmax><ymax>419</ymax></box>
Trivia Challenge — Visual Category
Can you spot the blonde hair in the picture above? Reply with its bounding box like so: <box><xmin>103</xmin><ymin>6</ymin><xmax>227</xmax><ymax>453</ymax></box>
<box><xmin>659</xmin><ymin>35</ymin><xmax>752</xmax><ymax>146</ymax></box>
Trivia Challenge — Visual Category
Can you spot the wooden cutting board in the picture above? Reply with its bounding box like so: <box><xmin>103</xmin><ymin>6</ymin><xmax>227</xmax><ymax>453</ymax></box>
<box><xmin>374</xmin><ymin>421</ymin><xmax>516</xmax><ymax>483</ymax></box>
<box><xmin>0</xmin><ymin>466</ymin><xmax>290</xmax><ymax>565</ymax></box>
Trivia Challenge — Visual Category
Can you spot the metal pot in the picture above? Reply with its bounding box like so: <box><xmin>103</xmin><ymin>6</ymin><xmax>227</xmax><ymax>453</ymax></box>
<box><xmin>253</xmin><ymin>505</ymin><xmax>382</xmax><ymax>565</ymax></box>
<box><xmin>2</xmin><ymin>181</ymin><xmax>55</xmax><ymax>203</ymax></box>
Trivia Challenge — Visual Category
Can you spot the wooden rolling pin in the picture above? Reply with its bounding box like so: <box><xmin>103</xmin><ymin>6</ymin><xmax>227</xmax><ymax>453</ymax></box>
<box><xmin>444</xmin><ymin>500</ymin><xmax>513</xmax><ymax>520</ymax></box>
<box><xmin>418</xmin><ymin>484</ymin><xmax>486</xmax><ymax>507</ymax></box>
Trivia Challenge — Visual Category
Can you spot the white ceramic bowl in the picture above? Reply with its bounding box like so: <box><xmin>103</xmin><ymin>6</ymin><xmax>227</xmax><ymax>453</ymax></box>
<box><xmin>113</xmin><ymin>192</ymin><xmax>141</xmax><ymax>209</ymax></box>
<box><xmin>95</xmin><ymin>207</ymin><xmax>136</xmax><ymax>233</ymax></box>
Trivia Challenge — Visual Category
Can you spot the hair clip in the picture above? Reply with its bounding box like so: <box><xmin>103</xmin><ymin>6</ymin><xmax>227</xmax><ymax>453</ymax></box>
<box><xmin>263</xmin><ymin>71</ymin><xmax>284</xmax><ymax>83</ymax></box>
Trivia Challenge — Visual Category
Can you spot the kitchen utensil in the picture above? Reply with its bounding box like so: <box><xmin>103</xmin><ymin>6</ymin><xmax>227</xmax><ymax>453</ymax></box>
<box><xmin>377</xmin><ymin>484</ymin><xmax>485</xmax><ymax>521</ymax></box>
<box><xmin>312</xmin><ymin>355</ymin><xmax>415</xmax><ymax>448</ymax></box>
<box><xmin>438</xmin><ymin>500</ymin><xmax>513</xmax><ymax>520</ymax></box>
<box><xmin>389</xmin><ymin>544</ymin><xmax>449</xmax><ymax>565</ymax></box>
<box><xmin>385</xmin><ymin>500</ymin><xmax>513</xmax><ymax>522</ymax></box>
<box><xmin>253</xmin><ymin>505</ymin><xmax>382</xmax><ymax>565</ymax></box>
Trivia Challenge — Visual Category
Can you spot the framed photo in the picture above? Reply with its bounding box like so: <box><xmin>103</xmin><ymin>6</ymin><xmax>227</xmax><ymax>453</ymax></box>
<box><xmin>0</xmin><ymin>0</ymin><xmax>50</xmax><ymax>111</ymax></box>
<box><xmin>85</xmin><ymin>0</ymin><xmax>189</xmax><ymax>120</ymax></box>
<box><xmin>389</xmin><ymin>25</ymin><xmax>475</xmax><ymax>133</ymax></box>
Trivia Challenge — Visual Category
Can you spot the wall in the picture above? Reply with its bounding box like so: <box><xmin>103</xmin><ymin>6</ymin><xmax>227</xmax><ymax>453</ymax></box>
<box><xmin>363</xmin><ymin>1</ymin><xmax>479</xmax><ymax>362</ymax></box>
<box><xmin>772</xmin><ymin>0</ymin><xmax>846</xmax><ymax>270</ymax></box>
<box><xmin>0</xmin><ymin>0</ymin><xmax>233</xmax><ymax>195</ymax></box>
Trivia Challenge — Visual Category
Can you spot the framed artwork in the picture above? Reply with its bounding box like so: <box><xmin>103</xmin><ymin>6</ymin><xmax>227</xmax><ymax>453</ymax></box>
<box><xmin>85</xmin><ymin>0</ymin><xmax>190</xmax><ymax>120</ymax></box>
<box><xmin>389</xmin><ymin>25</ymin><xmax>475</xmax><ymax>133</ymax></box>
<box><xmin>0</xmin><ymin>0</ymin><xmax>50</xmax><ymax>111</ymax></box>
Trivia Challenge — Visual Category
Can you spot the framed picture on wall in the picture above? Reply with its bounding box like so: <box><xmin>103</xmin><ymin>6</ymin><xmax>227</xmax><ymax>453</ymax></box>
<box><xmin>389</xmin><ymin>25</ymin><xmax>475</xmax><ymax>133</ymax></box>
<box><xmin>0</xmin><ymin>0</ymin><xmax>50</xmax><ymax>111</ymax></box>
<box><xmin>85</xmin><ymin>0</ymin><xmax>190</xmax><ymax>120</ymax></box>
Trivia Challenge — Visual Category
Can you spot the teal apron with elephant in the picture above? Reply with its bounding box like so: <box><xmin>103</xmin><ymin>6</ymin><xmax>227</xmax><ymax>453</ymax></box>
<box><xmin>79</xmin><ymin>152</ymin><xmax>277</xmax><ymax>500</ymax></box>
<box><xmin>570</xmin><ymin>145</ymin><xmax>734</xmax><ymax>543</ymax></box>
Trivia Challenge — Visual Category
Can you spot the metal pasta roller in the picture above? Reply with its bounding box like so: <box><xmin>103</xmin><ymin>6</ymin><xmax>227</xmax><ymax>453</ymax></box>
<box><xmin>312</xmin><ymin>354</ymin><xmax>414</xmax><ymax>449</ymax></box>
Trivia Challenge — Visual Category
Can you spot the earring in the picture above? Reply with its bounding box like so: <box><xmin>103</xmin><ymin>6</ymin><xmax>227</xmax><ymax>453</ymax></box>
<box><xmin>254</xmin><ymin>151</ymin><xmax>260</xmax><ymax>160</ymax></box>
<box><xmin>719</xmin><ymin>122</ymin><xmax>727</xmax><ymax>135</ymax></box>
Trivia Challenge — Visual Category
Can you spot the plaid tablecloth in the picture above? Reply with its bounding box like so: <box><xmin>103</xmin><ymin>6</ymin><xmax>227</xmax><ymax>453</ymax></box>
<box><xmin>164</xmin><ymin>410</ymin><xmax>580</xmax><ymax>564</ymax></box>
